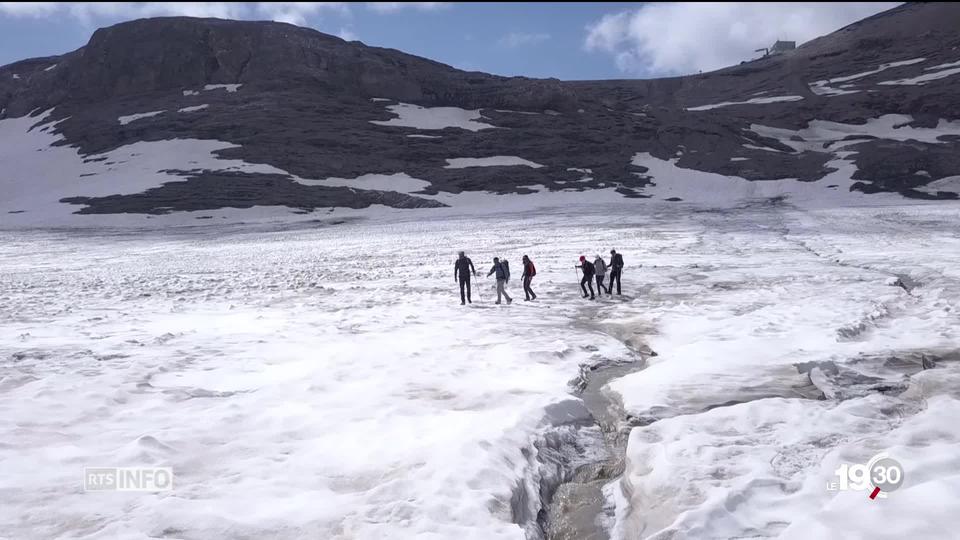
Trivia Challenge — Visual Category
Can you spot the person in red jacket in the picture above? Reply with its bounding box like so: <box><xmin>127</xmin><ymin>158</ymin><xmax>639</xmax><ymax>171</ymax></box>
<box><xmin>521</xmin><ymin>255</ymin><xmax>537</xmax><ymax>301</ymax></box>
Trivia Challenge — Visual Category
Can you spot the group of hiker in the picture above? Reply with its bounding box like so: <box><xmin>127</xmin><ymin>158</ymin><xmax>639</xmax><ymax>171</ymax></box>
<box><xmin>577</xmin><ymin>249</ymin><xmax>624</xmax><ymax>300</ymax></box>
<box><xmin>453</xmin><ymin>249</ymin><xmax>625</xmax><ymax>305</ymax></box>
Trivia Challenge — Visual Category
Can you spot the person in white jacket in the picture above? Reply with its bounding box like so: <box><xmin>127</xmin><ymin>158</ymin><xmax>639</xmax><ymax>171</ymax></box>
<box><xmin>593</xmin><ymin>255</ymin><xmax>610</xmax><ymax>295</ymax></box>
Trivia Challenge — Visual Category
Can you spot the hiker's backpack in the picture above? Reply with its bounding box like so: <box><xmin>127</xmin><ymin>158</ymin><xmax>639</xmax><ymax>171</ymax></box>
<box><xmin>529</xmin><ymin>261</ymin><xmax>536</xmax><ymax>277</ymax></box>
<box><xmin>502</xmin><ymin>260</ymin><xmax>511</xmax><ymax>281</ymax></box>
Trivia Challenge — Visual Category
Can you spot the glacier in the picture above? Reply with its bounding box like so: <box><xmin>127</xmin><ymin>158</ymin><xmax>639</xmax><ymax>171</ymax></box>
<box><xmin>2</xmin><ymin>204</ymin><xmax>959</xmax><ymax>539</ymax></box>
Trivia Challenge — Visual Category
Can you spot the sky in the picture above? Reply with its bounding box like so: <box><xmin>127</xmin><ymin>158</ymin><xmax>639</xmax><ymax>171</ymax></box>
<box><xmin>0</xmin><ymin>2</ymin><xmax>901</xmax><ymax>80</ymax></box>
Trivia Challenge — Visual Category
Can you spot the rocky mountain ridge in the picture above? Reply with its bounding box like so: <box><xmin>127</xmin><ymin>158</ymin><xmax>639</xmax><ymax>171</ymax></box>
<box><xmin>1</xmin><ymin>2</ymin><xmax>959</xmax><ymax>220</ymax></box>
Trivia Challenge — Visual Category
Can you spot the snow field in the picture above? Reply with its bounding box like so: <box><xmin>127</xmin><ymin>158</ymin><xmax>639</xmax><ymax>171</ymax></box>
<box><xmin>606</xmin><ymin>205</ymin><xmax>960</xmax><ymax>539</ymax></box>
<box><xmin>3</xmin><ymin>204</ymin><xmax>960</xmax><ymax>538</ymax></box>
<box><xmin>0</xmin><ymin>214</ymin><xmax>639</xmax><ymax>539</ymax></box>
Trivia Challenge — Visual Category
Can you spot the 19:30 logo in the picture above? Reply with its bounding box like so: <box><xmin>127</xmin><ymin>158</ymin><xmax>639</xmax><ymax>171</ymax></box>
<box><xmin>827</xmin><ymin>453</ymin><xmax>904</xmax><ymax>499</ymax></box>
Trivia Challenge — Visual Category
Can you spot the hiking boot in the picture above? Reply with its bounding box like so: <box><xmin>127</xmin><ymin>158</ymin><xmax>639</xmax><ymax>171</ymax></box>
<box><xmin>495</xmin><ymin>301</ymin><xmax>501</xmax><ymax>305</ymax></box>
<box><xmin>461</xmin><ymin>301</ymin><xmax>465</xmax><ymax>305</ymax></box>
<box><xmin>507</xmin><ymin>298</ymin><xmax>513</xmax><ymax>304</ymax></box>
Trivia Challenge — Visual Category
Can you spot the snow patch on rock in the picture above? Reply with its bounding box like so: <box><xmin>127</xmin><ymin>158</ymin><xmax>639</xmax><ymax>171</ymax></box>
<box><xmin>371</xmin><ymin>103</ymin><xmax>495</xmax><ymax>132</ymax></box>
<box><xmin>178</xmin><ymin>105</ymin><xmax>209</xmax><ymax>113</ymax></box>
<box><xmin>203</xmin><ymin>84</ymin><xmax>242</xmax><ymax>93</ymax></box>
<box><xmin>118</xmin><ymin>110</ymin><xmax>165</xmax><ymax>125</ymax></box>
<box><xmin>916</xmin><ymin>175</ymin><xmax>960</xmax><ymax>195</ymax></box>
<box><xmin>878</xmin><ymin>61</ymin><xmax>960</xmax><ymax>86</ymax></box>
<box><xmin>444</xmin><ymin>156</ymin><xmax>544</xmax><ymax>169</ymax></box>
<box><xmin>631</xmin><ymin>152</ymin><xmax>902</xmax><ymax>207</ymax></box>
<box><xmin>293</xmin><ymin>173</ymin><xmax>431</xmax><ymax>194</ymax></box>
<box><xmin>751</xmin><ymin>115</ymin><xmax>960</xmax><ymax>153</ymax></box>
<box><xmin>686</xmin><ymin>95</ymin><xmax>804</xmax><ymax>111</ymax></box>
<box><xmin>0</xmin><ymin>109</ymin><xmax>294</xmax><ymax>226</ymax></box>
<box><xmin>810</xmin><ymin>57</ymin><xmax>926</xmax><ymax>95</ymax></box>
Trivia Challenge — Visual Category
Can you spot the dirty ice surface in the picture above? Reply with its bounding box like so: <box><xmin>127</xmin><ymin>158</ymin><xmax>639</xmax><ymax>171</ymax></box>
<box><xmin>2</xmin><ymin>204</ymin><xmax>960</xmax><ymax>540</ymax></box>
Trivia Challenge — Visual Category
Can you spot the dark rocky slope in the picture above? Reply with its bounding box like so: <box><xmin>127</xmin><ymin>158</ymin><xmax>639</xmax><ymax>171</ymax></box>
<box><xmin>1</xmin><ymin>2</ymin><xmax>959</xmax><ymax>215</ymax></box>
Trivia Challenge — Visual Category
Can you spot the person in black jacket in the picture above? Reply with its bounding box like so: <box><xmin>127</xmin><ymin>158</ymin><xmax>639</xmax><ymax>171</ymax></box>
<box><xmin>577</xmin><ymin>255</ymin><xmax>595</xmax><ymax>300</ymax></box>
<box><xmin>454</xmin><ymin>251</ymin><xmax>476</xmax><ymax>305</ymax></box>
<box><xmin>609</xmin><ymin>249</ymin><xmax>624</xmax><ymax>295</ymax></box>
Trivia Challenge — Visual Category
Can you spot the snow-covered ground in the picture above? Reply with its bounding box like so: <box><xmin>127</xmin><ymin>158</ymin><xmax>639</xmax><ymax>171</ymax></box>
<box><xmin>607</xmin><ymin>204</ymin><xmax>960</xmax><ymax>539</ymax></box>
<box><xmin>2</xmin><ymin>203</ymin><xmax>959</xmax><ymax>539</ymax></box>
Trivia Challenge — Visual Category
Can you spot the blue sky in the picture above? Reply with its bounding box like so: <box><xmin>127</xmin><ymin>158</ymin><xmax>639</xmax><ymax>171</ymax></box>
<box><xmin>0</xmin><ymin>2</ymin><xmax>899</xmax><ymax>80</ymax></box>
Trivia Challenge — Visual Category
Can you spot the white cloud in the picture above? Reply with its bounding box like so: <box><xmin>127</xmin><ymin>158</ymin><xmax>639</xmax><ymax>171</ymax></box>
<box><xmin>254</xmin><ymin>3</ymin><xmax>349</xmax><ymax>26</ymax></box>
<box><xmin>1</xmin><ymin>2</ymin><xmax>249</xmax><ymax>20</ymax></box>
<box><xmin>365</xmin><ymin>2</ymin><xmax>448</xmax><ymax>14</ymax></box>
<box><xmin>585</xmin><ymin>2</ymin><xmax>901</xmax><ymax>76</ymax></box>
<box><xmin>498</xmin><ymin>32</ymin><xmax>550</xmax><ymax>48</ymax></box>
<box><xmin>0</xmin><ymin>2</ymin><xmax>61</xmax><ymax>17</ymax></box>
<box><xmin>337</xmin><ymin>27</ymin><xmax>357</xmax><ymax>41</ymax></box>
<box><xmin>0</xmin><ymin>2</ymin><xmax>247</xmax><ymax>21</ymax></box>
<box><xmin>0</xmin><ymin>2</ymin><xmax>414</xmax><ymax>26</ymax></box>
